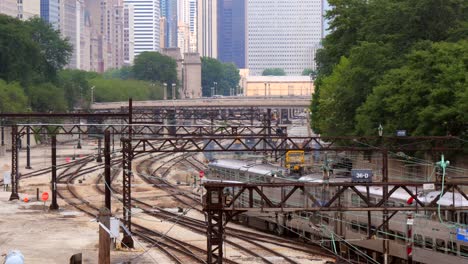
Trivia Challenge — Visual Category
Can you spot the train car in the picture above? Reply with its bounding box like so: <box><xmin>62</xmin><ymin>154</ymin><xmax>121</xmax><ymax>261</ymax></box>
<box><xmin>207</xmin><ymin>159</ymin><xmax>468</xmax><ymax>264</ymax></box>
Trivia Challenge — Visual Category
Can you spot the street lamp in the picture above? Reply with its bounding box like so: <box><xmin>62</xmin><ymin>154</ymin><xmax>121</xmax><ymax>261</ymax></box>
<box><xmin>90</xmin><ymin>86</ymin><xmax>96</xmax><ymax>105</ymax></box>
<box><xmin>171</xmin><ymin>83</ymin><xmax>176</xmax><ymax>100</ymax></box>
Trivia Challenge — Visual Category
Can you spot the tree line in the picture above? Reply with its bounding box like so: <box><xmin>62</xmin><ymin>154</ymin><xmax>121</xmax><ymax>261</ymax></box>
<box><xmin>312</xmin><ymin>0</ymin><xmax>467</xmax><ymax>137</ymax></box>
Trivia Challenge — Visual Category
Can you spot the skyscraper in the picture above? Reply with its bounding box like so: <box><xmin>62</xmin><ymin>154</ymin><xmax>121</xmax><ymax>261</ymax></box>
<box><xmin>60</xmin><ymin>0</ymin><xmax>81</xmax><ymax>69</ymax></box>
<box><xmin>247</xmin><ymin>0</ymin><xmax>323</xmax><ymax>75</ymax></box>
<box><xmin>40</xmin><ymin>0</ymin><xmax>60</xmax><ymax>28</ymax></box>
<box><xmin>18</xmin><ymin>0</ymin><xmax>40</xmax><ymax>20</ymax></box>
<box><xmin>217</xmin><ymin>0</ymin><xmax>245</xmax><ymax>68</ymax></box>
<box><xmin>197</xmin><ymin>0</ymin><xmax>217</xmax><ymax>58</ymax></box>
<box><xmin>0</xmin><ymin>0</ymin><xmax>18</xmax><ymax>17</ymax></box>
<box><xmin>162</xmin><ymin>0</ymin><xmax>177</xmax><ymax>47</ymax></box>
<box><xmin>124</xmin><ymin>0</ymin><xmax>160</xmax><ymax>57</ymax></box>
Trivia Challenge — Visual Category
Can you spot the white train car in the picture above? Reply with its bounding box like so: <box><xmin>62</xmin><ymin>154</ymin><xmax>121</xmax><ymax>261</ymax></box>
<box><xmin>208</xmin><ymin>159</ymin><xmax>468</xmax><ymax>264</ymax></box>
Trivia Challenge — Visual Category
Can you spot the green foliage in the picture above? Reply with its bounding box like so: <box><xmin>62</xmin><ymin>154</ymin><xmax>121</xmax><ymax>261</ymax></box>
<box><xmin>58</xmin><ymin>69</ymin><xmax>96</xmax><ymax>109</ymax></box>
<box><xmin>90</xmin><ymin>76</ymin><xmax>163</xmax><ymax>102</ymax></box>
<box><xmin>302</xmin><ymin>69</ymin><xmax>316</xmax><ymax>76</ymax></box>
<box><xmin>356</xmin><ymin>40</ymin><xmax>468</xmax><ymax>136</ymax></box>
<box><xmin>0</xmin><ymin>15</ymin><xmax>42</xmax><ymax>85</ymax></box>
<box><xmin>312</xmin><ymin>0</ymin><xmax>468</xmax><ymax>137</ymax></box>
<box><xmin>201</xmin><ymin>57</ymin><xmax>241</xmax><ymax>96</ymax></box>
<box><xmin>0</xmin><ymin>80</ymin><xmax>28</xmax><ymax>112</ymax></box>
<box><xmin>103</xmin><ymin>66</ymin><xmax>134</xmax><ymax>80</ymax></box>
<box><xmin>29</xmin><ymin>83</ymin><xmax>67</xmax><ymax>112</ymax></box>
<box><xmin>262</xmin><ymin>68</ymin><xmax>286</xmax><ymax>76</ymax></box>
<box><xmin>133</xmin><ymin>52</ymin><xmax>177</xmax><ymax>84</ymax></box>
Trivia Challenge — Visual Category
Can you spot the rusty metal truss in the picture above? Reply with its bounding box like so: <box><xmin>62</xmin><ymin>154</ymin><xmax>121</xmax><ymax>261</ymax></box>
<box><xmin>127</xmin><ymin>135</ymin><xmax>463</xmax><ymax>153</ymax></box>
<box><xmin>13</xmin><ymin>124</ymin><xmax>286</xmax><ymax>136</ymax></box>
<box><xmin>121</xmin><ymin>137</ymin><xmax>134</xmax><ymax>248</ymax></box>
<box><xmin>116</xmin><ymin>134</ymin><xmax>465</xmax><ymax>264</ymax></box>
<box><xmin>203</xmin><ymin>182</ymin><xmax>468</xmax><ymax>212</ymax></box>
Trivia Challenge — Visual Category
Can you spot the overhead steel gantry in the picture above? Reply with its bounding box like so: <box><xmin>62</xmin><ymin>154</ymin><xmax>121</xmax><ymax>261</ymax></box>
<box><xmin>118</xmin><ymin>134</ymin><xmax>465</xmax><ymax>263</ymax></box>
<box><xmin>0</xmin><ymin>99</ymin><xmax>280</xmax><ymax>202</ymax></box>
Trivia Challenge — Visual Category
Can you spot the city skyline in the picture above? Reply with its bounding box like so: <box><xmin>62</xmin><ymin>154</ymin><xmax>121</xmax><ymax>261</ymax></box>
<box><xmin>0</xmin><ymin>0</ymin><xmax>326</xmax><ymax>75</ymax></box>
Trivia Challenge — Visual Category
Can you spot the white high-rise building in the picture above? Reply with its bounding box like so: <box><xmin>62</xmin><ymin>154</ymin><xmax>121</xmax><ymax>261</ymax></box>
<box><xmin>1</xmin><ymin>0</ymin><xmax>40</xmax><ymax>20</ymax></box>
<box><xmin>60</xmin><ymin>0</ymin><xmax>81</xmax><ymax>69</ymax></box>
<box><xmin>123</xmin><ymin>4</ymin><xmax>134</xmax><ymax>65</ymax></box>
<box><xmin>197</xmin><ymin>0</ymin><xmax>216</xmax><ymax>57</ymax></box>
<box><xmin>123</xmin><ymin>0</ymin><xmax>160</xmax><ymax>58</ymax></box>
<box><xmin>0</xmin><ymin>0</ymin><xmax>17</xmax><ymax>17</ymax></box>
<box><xmin>247</xmin><ymin>0</ymin><xmax>323</xmax><ymax>76</ymax></box>
<box><xmin>19</xmin><ymin>0</ymin><xmax>40</xmax><ymax>20</ymax></box>
<box><xmin>187</xmin><ymin>0</ymin><xmax>196</xmax><ymax>52</ymax></box>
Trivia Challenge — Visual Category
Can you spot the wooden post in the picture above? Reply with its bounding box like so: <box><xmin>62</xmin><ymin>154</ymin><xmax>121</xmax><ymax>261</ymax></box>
<box><xmin>99</xmin><ymin>207</ymin><xmax>111</xmax><ymax>264</ymax></box>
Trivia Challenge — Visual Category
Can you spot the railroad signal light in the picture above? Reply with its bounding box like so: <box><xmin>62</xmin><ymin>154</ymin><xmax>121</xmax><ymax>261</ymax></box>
<box><xmin>406</xmin><ymin>196</ymin><xmax>414</xmax><ymax>205</ymax></box>
<box><xmin>199</xmin><ymin>171</ymin><xmax>205</xmax><ymax>178</ymax></box>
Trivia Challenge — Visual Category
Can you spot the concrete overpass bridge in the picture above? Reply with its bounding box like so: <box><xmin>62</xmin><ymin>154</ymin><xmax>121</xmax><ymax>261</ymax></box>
<box><xmin>91</xmin><ymin>96</ymin><xmax>311</xmax><ymax>110</ymax></box>
<box><xmin>92</xmin><ymin>96</ymin><xmax>311</xmax><ymax>123</ymax></box>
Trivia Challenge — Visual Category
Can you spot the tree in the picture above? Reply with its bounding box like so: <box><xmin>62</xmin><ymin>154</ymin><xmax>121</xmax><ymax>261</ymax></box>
<box><xmin>314</xmin><ymin>42</ymin><xmax>396</xmax><ymax>135</ymax></box>
<box><xmin>103</xmin><ymin>66</ymin><xmax>134</xmax><ymax>80</ymax></box>
<box><xmin>0</xmin><ymin>80</ymin><xmax>27</xmax><ymax>112</ymax></box>
<box><xmin>25</xmin><ymin>17</ymin><xmax>72</xmax><ymax>84</ymax></box>
<box><xmin>221</xmin><ymin>63</ymin><xmax>241</xmax><ymax>95</ymax></box>
<box><xmin>0</xmin><ymin>15</ymin><xmax>41</xmax><ymax>85</ymax></box>
<box><xmin>201</xmin><ymin>57</ymin><xmax>224</xmax><ymax>96</ymax></box>
<box><xmin>356</xmin><ymin>40</ymin><xmax>468</xmax><ymax>137</ymax></box>
<box><xmin>302</xmin><ymin>68</ymin><xmax>316</xmax><ymax>76</ymax></box>
<box><xmin>262</xmin><ymin>68</ymin><xmax>286</xmax><ymax>76</ymax></box>
<box><xmin>29</xmin><ymin>83</ymin><xmax>67</xmax><ymax>112</ymax></box>
<box><xmin>57</xmin><ymin>70</ymin><xmax>96</xmax><ymax>110</ymax></box>
<box><xmin>201</xmin><ymin>57</ymin><xmax>241</xmax><ymax>96</ymax></box>
<box><xmin>90</xmin><ymin>76</ymin><xmax>163</xmax><ymax>102</ymax></box>
<box><xmin>133</xmin><ymin>52</ymin><xmax>177</xmax><ymax>84</ymax></box>
<box><xmin>312</xmin><ymin>0</ymin><xmax>468</xmax><ymax>136</ymax></box>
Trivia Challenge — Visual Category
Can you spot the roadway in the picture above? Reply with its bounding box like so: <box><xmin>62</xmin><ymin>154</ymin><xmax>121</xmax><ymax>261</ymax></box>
<box><xmin>91</xmin><ymin>96</ymin><xmax>311</xmax><ymax>110</ymax></box>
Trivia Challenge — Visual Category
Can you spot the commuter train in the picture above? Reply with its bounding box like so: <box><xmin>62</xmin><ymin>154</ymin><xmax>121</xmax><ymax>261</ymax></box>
<box><xmin>207</xmin><ymin>159</ymin><xmax>468</xmax><ymax>264</ymax></box>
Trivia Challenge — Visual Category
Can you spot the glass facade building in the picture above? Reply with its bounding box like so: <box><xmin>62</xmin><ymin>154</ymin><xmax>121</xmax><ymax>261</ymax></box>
<box><xmin>217</xmin><ymin>0</ymin><xmax>246</xmax><ymax>68</ymax></box>
<box><xmin>247</xmin><ymin>0</ymin><xmax>323</xmax><ymax>75</ymax></box>
<box><xmin>40</xmin><ymin>0</ymin><xmax>60</xmax><ymax>29</ymax></box>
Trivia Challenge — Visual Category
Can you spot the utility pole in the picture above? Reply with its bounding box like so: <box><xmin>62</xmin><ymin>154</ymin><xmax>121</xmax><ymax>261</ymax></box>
<box><xmin>104</xmin><ymin>131</ymin><xmax>111</xmax><ymax>211</ymax></box>
<box><xmin>9</xmin><ymin>126</ymin><xmax>19</xmax><ymax>200</ymax></box>
<box><xmin>25</xmin><ymin>126</ymin><xmax>32</xmax><ymax>169</ymax></box>
<box><xmin>98</xmin><ymin>207</ymin><xmax>111</xmax><ymax>264</ymax></box>
<box><xmin>50</xmin><ymin>135</ymin><xmax>59</xmax><ymax>210</ymax></box>
<box><xmin>96</xmin><ymin>137</ymin><xmax>103</xmax><ymax>162</ymax></box>
<box><xmin>163</xmin><ymin>83</ymin><xmax>167</xmax><ymax>100</ymax></box>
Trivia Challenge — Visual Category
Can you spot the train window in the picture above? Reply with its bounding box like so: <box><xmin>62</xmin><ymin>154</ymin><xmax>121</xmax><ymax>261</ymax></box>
<box><xmin>396</xmin><ymin>232</ymin><xmax>406</xmax><ymax>244</ymax></box>
<box><xmin>414</xmin><ymin>234</ymin><xmax>423</xmax><ymax>248</ymax></box>
<box><xmin>351</xmin><ymin>194</ymin><xmax>360</xmax><ymax>206</ymax></box>
<box><xmin>425</xmin><ymin>237</ymin><xmax>434</xmax><ymax>250</ymax></box>
<box><xmin>460</xmin><ymin>245</ymin><xmax>468</xmax><ymax>258</ymax></box>
<box><xmin>359</xmin><ymin>223</ymin><xmax>368</xmax><ymax>234</ymax></box>
<box><xmin>351</xmin><ymin>221</ymin><xmax>359</xmax><ymax>232</ymax></box>
<box><xmin>448</xmin><ymin>241</ymin><xmax>457</xmax><ymax>255</ymax></box>
<box><xmin>436</xmin><ymin>239</ymin><xmax>446</xmax><ymax>253</ymax></box>
<box><xmin>460</xmin><ymin>212</ymin><xmax>468</xmax><ymax>225</ymax></box>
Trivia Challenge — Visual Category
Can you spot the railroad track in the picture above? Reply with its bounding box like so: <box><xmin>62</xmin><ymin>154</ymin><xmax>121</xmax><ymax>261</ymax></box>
<box><xmin>131</xmin><ymin>154</ymin><xmax>333</xmax><ymax>263</ymax></box>
<box><xmin>55</xmin><ymin>155</ymin><xmax>214</xmax><ymax>264</ymax></box>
